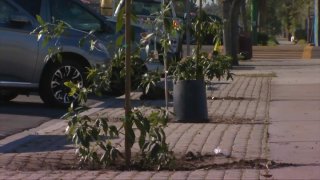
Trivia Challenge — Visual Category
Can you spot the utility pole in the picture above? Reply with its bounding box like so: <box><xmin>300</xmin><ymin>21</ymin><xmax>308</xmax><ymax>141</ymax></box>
<box><xmin>251</xmin><ymin>0</ymin><xmax>258</xmax><ymax>45</ymax></box>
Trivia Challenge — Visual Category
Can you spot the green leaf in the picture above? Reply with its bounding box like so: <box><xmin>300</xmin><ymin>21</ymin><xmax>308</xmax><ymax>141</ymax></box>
<box><xmin>79</xmin><ymin>147</ymin><xmax>86</xmax><ymax>156</ymax></box>
<box><xmin>127</xmin><ymin>127</ymin><xmax>135</xmax><ymax>149</ymax></box>
<box><xmin>64</xmin><ymin>81</ymin><xmax>78</xmax><ymax>96</ymax></box>
<box><xmin>142</xmin><ymin>118</ymin><xmax>150</xmax><ymax>133</ymax></box>
<box><xmin>42</xmin><ymin>37</ymin><xmax>49</xmax><ymax>47</ymax></box>
<box><xmin>79</xmin><ymin>37</ymin><xmax>85</xmax><ymax>47</ymax></box>
<box><xmin>110</xmin><ymin>147</ymin><xmax>121</xmax><ymax>161</ymax></box>
<box><xmin>90</xmin><ymin>40</ymin><xmax>97</xmax><ymax>51</ymax></box>
<box><xmin>142</xmin><ymin>142</ymin><xmax>151</xmax><ymax>152</ymax></box>
<box><xmin>37</xmin><ymin>33</ymin><xmax>42</xmax><ymax>41</ymax></box>
<box><xmin>76</xmin><ymin>129</ymin><xmax>89</xmax><ymax>148</ymax></box>
<box><xmin>131</xmin><ymin>13</ymin><xmax>138</xmax><ymax>23</ymax></box>
<box><xmin>138</xmin><ymin>133</ymin><xmax>146</xmax><ymax>149</ymax></box>
<box><xmin>100</xmin><ymin>152</ymin><xmax>107</xmax><ymax>162</ymax></box>
<box><xmin>98</xmin><ymin>142</ymin><xmax>107</xmax><ymax>151</ymax></box>
<box><xmin>100</xmin><ymin>118</ymin><xmax>109</xmax><ymax>135</ymax></box>
<box><xmin>163</xmin><ymin>18</ymin><xmax>173</xmax><ymax>33</ymax></box>
<box><xmin>109</xmin><ymin>125</ymin><xmax>119</xmax><ymax>137</ymax></box>
<box><xmin>133</xmin><ymin>118</ymin><xmax>144</xmax><ymax>132</ymax></box>
<box><xmin>36</xmin><ymin>15</ymin><xmax>45</xmax><ymax>25</ymax></box>
<box><xmin>116</xmin><ymin>35</ymin><xmax>124</xmax><ymax>47</ymax></box>
<box><xmin>116</xmin><ymin>6</ymin><xmax>125</xmax><ymax>33</ymax></box>
<box><xmin>145</xmin><ymin>83</ymin><xmax>150</xmax><ymax>94</ymax></box>
<box><xmin>56</xmin><ymin>53</ymin><xmax>63</xmax><ymax>63</ymax></box>
<box><xmin>150</xmin><ymin>144</ymin><xmax>161</xmax><ymax>158</ymax></box>
<box><xmin>155</xmin><ymin>128</ymin><xmax>162</xmax><ymax>142</ymax></box>
<box><xmin>87</xmin><ymin>68</ymin><xmax>98</xmax><ymax>81</ymax></box>
<box><xmin>160</xmin><ymin>128</ymin><xmax>166</xmax><ymax>144</ymax></box>
<box><xmin>92</xmin><ymin>151</ymin><xmax>98</xmax><ymax>162</ymax></box>
<box><xmin>90</xmin><ymin>128</ymin><xmax>99</xmax><ymax>140</ymax></box>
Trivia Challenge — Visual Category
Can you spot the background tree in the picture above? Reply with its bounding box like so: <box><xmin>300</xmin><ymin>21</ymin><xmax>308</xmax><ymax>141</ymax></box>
<box><xmin>173</xmin><ymin>0</ymin><xmax>197</xmax><ymax>18</ymax></box>
<box><xmin>222</xmin><ymin>0</ymin><xmax>245</xmax><ymax>65</ymax></box>
<box><xmin>203</xmin><ymin>1</ymin><xmax>222</xmax><ymax>17</ymax></box>
<box><xmin>256</xmin><ymin>0</ymin><xmax>311</xmax><ymax>38</ymax></box>
<box><xmin>264</xmin><ymin>0</ymin><xmax>282</xmax><ymax>36</ymax></box>
<box><xmin>257</xmin><ymin>0</ymin><xmax>267</xmax><ymax>32</ymax></box>
<box><xmin>279</xmin><ymin>0</ymin><xmax>311</xmax><ymax>38</ymax></box>
<box><xmin>240</xmin><ymin>0</ymin><xmax>248</xmax><ymax>32</ymax></box>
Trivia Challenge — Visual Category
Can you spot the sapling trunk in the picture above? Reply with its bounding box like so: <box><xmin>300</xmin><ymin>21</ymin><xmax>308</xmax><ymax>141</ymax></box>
<box><xmin>186</xmin><ymin>0</ymin><xmax>191</xmax><ymax>56</ymax></box>
<box><xmin>161</xmin><ymin>1</ymin><xmax>170</xmax><ymax>116</ymax></box>
<box><xmin>164</xmin><ymin>40</ymin><xmax>169</xmax><ymax>116</ymax></box>
<box><xmin>124</xmin><ymin>0</ymin><xmax>132</xmax><ymax>167</ymax></box>
<box><xmin>195</xmin><ymin>0</ymin><xmax>203</xmax><ymax>79</ymax></box>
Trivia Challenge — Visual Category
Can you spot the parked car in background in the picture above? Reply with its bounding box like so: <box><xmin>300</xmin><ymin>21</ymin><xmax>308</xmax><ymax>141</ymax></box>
<box><xmin>112</xmin><ymin>0</ymin><xmax>183</xmax><ymax>63</ymax></box>
<box><xmin>0</xmin><ymin>0</ymin><xmax>147</xmax><ymax>106</ymax></box>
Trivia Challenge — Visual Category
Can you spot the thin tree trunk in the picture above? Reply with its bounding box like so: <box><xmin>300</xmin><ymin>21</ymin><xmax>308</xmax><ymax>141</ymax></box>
<box><xmin>124</xmin><ymin>0</ymin><xmax>131</xmax><ymax>167</ymax></box>
<box><xmin>186</xmin><ymin>0</ymin><xmax>191</xmax><ymax>56</ymax></box>
<box><xmin>230</xmin><ymin>0</ymin><xmax>242</xmax><ymax>65</ymax></box>
<box><xmin>163</xmin><ymin>1</ymin><xmax>169</xmax><ymax>116</ymax></box>
<box><xmin>195</xmin><ymin>0</ymin><xmax>203</xmax><ymax>79</ymax></box>
<box><xmin>222</xmin><ymin>0</ymin><xmax>232</xmax><ymax>56</ymax></box>
<box><xmin>223</xmin><ymin>0</ymin><xmax>244</xmax><ymax>65</ymax></box>
<box><xmin>259</xmin><ymin>0</ymin><xmax>267</xmax><ymax>32</ymax></box>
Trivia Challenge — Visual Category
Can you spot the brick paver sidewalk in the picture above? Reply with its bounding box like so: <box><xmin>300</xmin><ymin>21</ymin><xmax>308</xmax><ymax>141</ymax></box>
<box><xmin>0</xmin><ymin>74</ymin><xmax>275</xmax><ymax>179</ymax></box>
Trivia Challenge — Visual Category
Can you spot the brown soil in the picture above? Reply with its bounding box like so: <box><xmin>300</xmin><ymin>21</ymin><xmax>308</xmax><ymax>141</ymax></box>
<box><xmin>53</xmin><ymin>152</ymin><xmax>299</xmax><ymax>172</ymax></box>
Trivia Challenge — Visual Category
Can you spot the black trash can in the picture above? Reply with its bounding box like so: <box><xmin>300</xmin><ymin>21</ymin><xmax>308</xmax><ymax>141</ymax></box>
<box><xmin>238</xmin><ymin>32</ymin><xmax>252</xmax><ymax>60</ymax></box>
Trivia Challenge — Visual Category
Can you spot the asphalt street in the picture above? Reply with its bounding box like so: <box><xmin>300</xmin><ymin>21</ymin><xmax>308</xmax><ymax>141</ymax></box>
<box><xmin>0</xmin><ymin>94</ymin><xmax>104</xmax><ymax>140</ymax></box>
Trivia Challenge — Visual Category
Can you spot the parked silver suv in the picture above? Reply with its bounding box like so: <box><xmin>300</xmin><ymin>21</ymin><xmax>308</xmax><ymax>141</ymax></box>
<box><xmin>0</xmin><ymin>0</ymin><xmax>144</xmax><ymax>106</ymax></box>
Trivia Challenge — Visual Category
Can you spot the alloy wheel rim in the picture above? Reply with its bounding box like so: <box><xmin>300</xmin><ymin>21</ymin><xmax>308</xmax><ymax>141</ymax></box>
<box><xmin>50</xmin><ymin>65</ymin><xmax>83</xmax><ymax>104</ymax></box>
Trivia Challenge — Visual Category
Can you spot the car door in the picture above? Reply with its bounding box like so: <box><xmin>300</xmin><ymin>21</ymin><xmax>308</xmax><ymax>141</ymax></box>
<box><xmin>0</xmin><ymin>0</ymin><xmax>40</xmax><ymax>85</ymax></box>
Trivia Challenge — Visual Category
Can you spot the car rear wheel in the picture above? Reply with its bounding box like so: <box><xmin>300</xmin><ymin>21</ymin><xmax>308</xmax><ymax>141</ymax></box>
<box><xmin>0</xmin><ymin>89</ymin><xmax>18</xmax><ymax>102</ymax></box>
<box><xmin>39</xmin><ymin>60</ymin><xmax>87</xmax><ymax>107</ymax></box>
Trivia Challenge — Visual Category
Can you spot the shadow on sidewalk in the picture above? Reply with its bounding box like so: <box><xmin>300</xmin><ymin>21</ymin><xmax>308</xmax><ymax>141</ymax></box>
<box><xmin>0</xmin><ymin>135</ymin><xmax>73</xmax><ymax>153</ymax></box>
<box><xmin>232</xmin><ymin>65</ymin><xmax>256</xmax><ymax>70</ymax></box>
<box><xmin>0</xmin><ymin>101</ymin><xmax>66</xmax><ymax>118</ymax></box>
<box><xmin>94</xmin><ymin>96</ymin><xmax>170</xmax><ymax>109</ymax></box>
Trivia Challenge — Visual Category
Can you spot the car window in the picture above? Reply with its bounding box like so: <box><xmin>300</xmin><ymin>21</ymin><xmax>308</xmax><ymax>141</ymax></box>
<box><xmin>13</xmin><ymin>0</ymin><xmax>41</xmax><ymax>18</ymax></box>
<box><xmin>132</xmin><ymin>1</ymin><xmax>172</xmax><ymax>17</ymax></box>
<box><xmin>132</xmin><ymin>2</ymin><xmax>160</xmax><ymax>16</ymax></box>
<box><xmin>0</xmin><ymin>0</ymin><xmax>33</xmax><ymax>30</ymax></box>
<box><xmin>50</xmin><ymin>0</ymin><xmax>102</xmax><ymax>31</ymax></box>
<box><xmin>0</xmin><ymin>0</ymin><xmax>18</xmax><ymax>25</ymax></box>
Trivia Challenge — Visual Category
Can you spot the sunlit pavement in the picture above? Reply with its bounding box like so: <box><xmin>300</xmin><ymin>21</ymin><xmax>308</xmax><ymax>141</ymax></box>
<box><xmin>0</xmin><ymin>42</ymin><xmax>320</xmax><ymax>179</ymax></box>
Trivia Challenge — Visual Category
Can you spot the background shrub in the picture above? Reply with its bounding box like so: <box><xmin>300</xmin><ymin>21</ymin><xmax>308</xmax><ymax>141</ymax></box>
<box><xmin>295</xmin><ymin>29</ymin><xmax>307</xmax><ymax>41</ymax></box>
<box><xmin>257</xmin><ymin>32</ymin><xmax>269</xmax><ymax>46</ymax></box>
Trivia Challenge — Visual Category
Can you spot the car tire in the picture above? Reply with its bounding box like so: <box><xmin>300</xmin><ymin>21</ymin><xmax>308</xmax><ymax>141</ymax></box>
<box><xmin>39</xmin><ymin>59</ymin><xmax>87</xmax><ymax>107</ymax></box>
<box><xmin>0</xmin><ymin>90</ymin><xmax>18</xmax><ymax>102</ymax></box>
